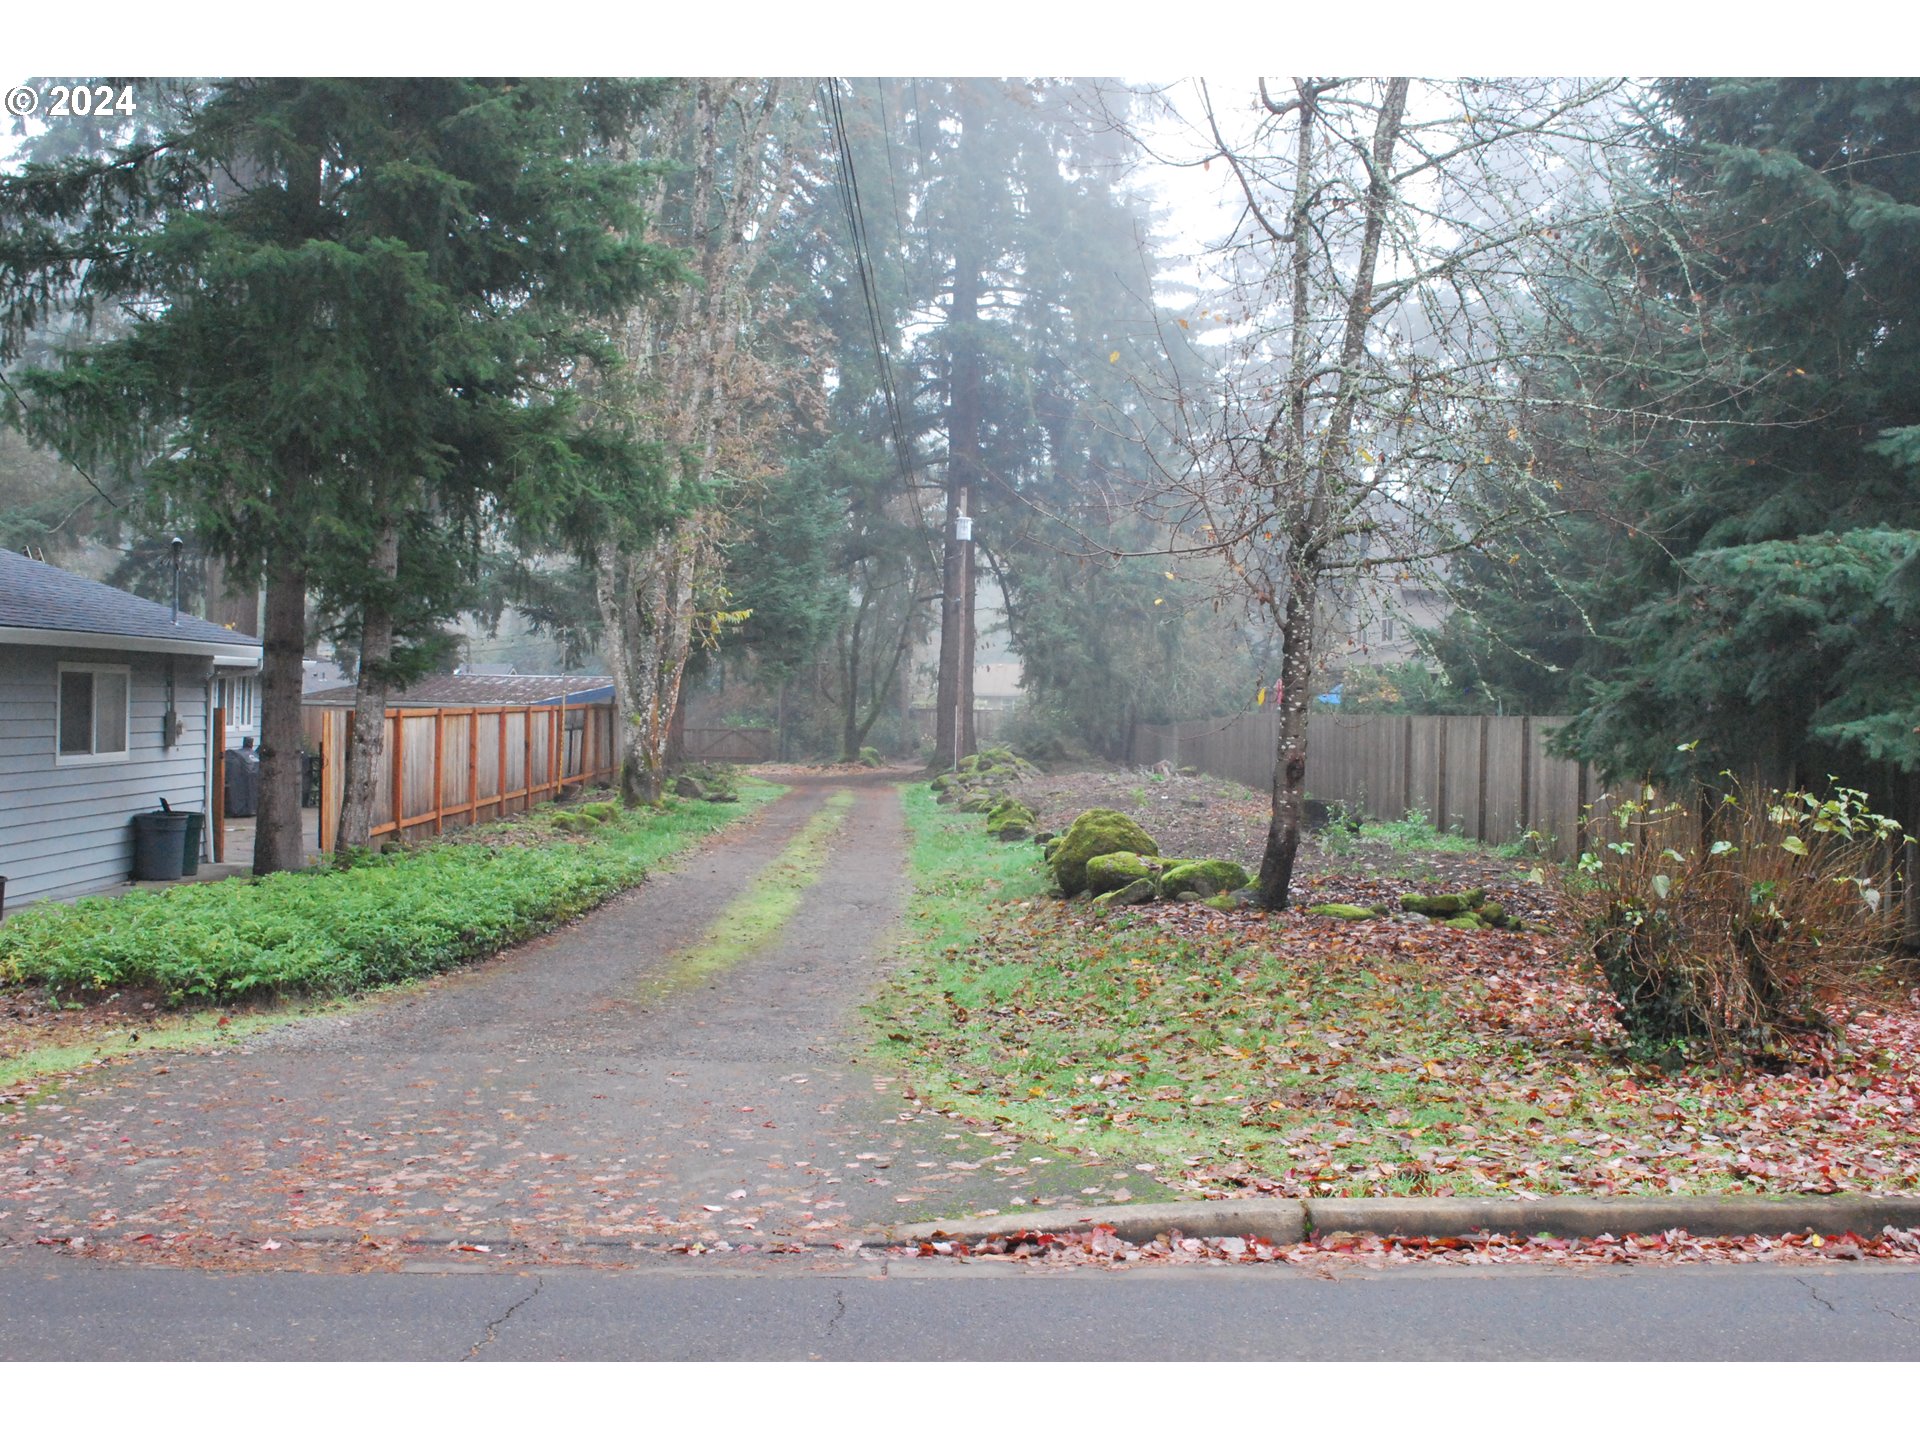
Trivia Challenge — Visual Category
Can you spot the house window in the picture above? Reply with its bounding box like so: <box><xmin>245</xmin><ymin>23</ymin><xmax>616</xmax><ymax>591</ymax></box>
<box><xmin>56</xmin><ymin>663</ymin><xmax>131</xmax><ymax>763</ymax></box>
<box><xmin>218</xmin><ymin>676</ymin><xmax>259</xmax><ymax>728</ymax></box>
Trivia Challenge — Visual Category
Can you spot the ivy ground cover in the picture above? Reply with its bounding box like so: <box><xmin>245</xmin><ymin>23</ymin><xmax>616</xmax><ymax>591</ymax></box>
<box><xmin>0</xmin><ymin>782</ymin><xmax>779</xmax><ymax>1009</ymax></box>
<box><xmin>876</xmin><ymin>785</ymin><xmax>1920</xmax><ymax>1201</ymax></box>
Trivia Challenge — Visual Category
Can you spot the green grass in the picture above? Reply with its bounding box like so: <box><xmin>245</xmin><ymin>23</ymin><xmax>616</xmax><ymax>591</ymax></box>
<box><xmin>875</xmin><ymin>785</ymin><xmax>1918</xmax><ymax>1200</ymax></box>
<box><xmin>651</xmin><ymin>788</ymin><xmax>855</xmax><ymax>991</ymax></box>
<box><xmin>1321</xmin><ymin>808</ymin><xmax>1533</xmax><ymax>861</ymax></box>
<box><xmin>0</xmin><ymin>781</ymin><xmax>781</xmax><ymax>1008</ymax></box>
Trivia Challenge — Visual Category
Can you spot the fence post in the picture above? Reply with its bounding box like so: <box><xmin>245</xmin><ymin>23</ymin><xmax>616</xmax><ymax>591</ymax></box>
<box><xmin>390</xmin><ymin>712</ymin><xmax>405</xmax><ymax>837</ymax></box>
<box><xmin>1575</xmin><ymin>759</ymin><xmax>1591</xmax><ymax>858</ymax></box>
<box><xmin>1519</xmin><ymin>715</ymin><xmax>1533</xmax><ymax>836</ymax></box>
<box><xmin>522</xmin><ymin>705</ymin><xmax>533</xmax><ymax>814</ymax></box>
<box><xmin>1476</xmin><ymin>714</ymin><xmax>1491</xmax><ymax>842</ymax></box>
<box><xmin>432</xmin><ymin>709</ymin><xmax>446</xmax><ymax>836</ymax></box>
<box><xmin>1405</xmin><ymin>714</ymin><xmax>1420</xmax><ymax>821</ymax></box>
<box><xmin>1435</xmin><ymin>718</ymin><xmax>1450</xmax><ymax>833</ymax></box>
<box><xmin>467</xmin><ymin>711</ymin><xmax>480</xmax><ymax>827</ymax></box>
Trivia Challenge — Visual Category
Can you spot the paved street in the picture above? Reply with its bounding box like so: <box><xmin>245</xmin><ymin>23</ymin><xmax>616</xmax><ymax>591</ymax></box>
<box><xmin>3</xmin><ymin>1249</ymin><xmax>1918</xmax><ymax>1360</ymax></box>
<box><xmin>6</xmin><ymin>777</ymin><xmax>1920</xmax><ymax>1363</ymax></box>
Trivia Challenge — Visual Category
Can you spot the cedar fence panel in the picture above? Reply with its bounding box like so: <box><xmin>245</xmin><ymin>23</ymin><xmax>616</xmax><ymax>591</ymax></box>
<box><xmin>307</xmin><ymin>700</ymin><xmax>617</xmax><ymax>853</ymax></box>
<box><xmin>1132</xmin><ymin>712</ymin><xmax>1596</xmax><ymax>860</ymax></box>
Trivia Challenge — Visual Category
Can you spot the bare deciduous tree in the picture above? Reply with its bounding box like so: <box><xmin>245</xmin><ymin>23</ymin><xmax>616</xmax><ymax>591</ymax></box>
<box><xmin>1131</xmin><ymin>76</ymin><xmax>1639</xmax><ymax>906</ymax></box>
<box><xmin>595</xmin><ymin>78</ymin><xmax>823</xmax><ymax>805</ymax></box>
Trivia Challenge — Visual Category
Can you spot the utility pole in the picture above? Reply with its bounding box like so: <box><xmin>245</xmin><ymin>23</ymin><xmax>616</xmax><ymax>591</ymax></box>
<box><xmin>933</xmin><ymin>101</ymin><xmax>982</xmax><ymax>771</ymax></box>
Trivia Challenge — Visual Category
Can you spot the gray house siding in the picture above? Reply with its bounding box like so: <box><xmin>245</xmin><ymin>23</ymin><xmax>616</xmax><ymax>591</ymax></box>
<box><xmin>0</xmin><ymin>643</ymin><xmax>213</xmax><ymax>906</ymax></box>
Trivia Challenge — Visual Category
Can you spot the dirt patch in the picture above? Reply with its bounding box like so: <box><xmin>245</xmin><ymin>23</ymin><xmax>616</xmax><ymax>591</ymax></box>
<box><xmin>1011</xmin><ymin>767</ymin><xmax>1539</xmax><ymax>910</ymax></box>
<box><xmin>1014</xmin><ymin>769</ymin><xmax>1271</xmax><ymax>871</ymax></box>
<box><xmin>749</xmin><ymin>762</ymin><xmax>917</xmax><ymax>782</ymax></box>
<box><xmin>1</xmin><ymin>988</ymin><xmax>169</xmax><ymax>1079</ymax></box>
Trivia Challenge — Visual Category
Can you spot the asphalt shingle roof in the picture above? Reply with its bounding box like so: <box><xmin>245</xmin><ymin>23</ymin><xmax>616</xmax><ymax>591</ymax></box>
<box><xmin>0</xmin><ymin>548</ymin><xmax>261</xmax><ymax>647</ymax></box>
<box><xmin>303</xmin><ymin>674</ymin><xmax>614</xmax><ymax>707</ymax></box>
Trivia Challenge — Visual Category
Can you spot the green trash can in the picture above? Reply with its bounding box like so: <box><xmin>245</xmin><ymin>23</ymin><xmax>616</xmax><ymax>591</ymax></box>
<box><xmin>131</xmin><ymin>811</ymin><xmax>189</xmax><ymax>881</ymax></box>
<box><xmin>179</xmin><ymin>812</ymin><xmax>204</xmax><ymax>876</ymax></box>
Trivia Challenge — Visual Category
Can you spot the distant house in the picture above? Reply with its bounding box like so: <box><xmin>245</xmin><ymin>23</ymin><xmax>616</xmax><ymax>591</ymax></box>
<box><xmin>0</xmin><ymin>549</ymin><xmax>263</xmax><ymax>908</ymax></box>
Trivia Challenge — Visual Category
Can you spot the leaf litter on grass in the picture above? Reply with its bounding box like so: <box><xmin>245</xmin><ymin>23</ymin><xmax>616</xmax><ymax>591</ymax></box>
<box><xmin>882</xmin><ymin>781</ymin><xmax>1920</xmax><ymax>1209</ymax></box>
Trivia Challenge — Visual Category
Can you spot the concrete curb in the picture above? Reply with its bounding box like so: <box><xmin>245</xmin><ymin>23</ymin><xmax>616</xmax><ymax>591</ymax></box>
<box><xmin>896</xmin><ymin>1195</ymin><xmax>1920</xmax><ymax>1247</ymax></box>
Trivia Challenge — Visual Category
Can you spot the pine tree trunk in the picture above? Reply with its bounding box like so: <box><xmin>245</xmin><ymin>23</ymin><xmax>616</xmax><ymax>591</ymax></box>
<box><xmin>335</xmin><ymin>517</ymin><xmax>401</xmax><ymax>850</ymax></box>
<box><xmin>840</xmin><ymin>590</ymin><xmax>866</xmax><ymax>761</ymax></box>
<box><xmin>1256</xmin><ymin>581</ymin><xmax>1318</xmax><ymax>910</ymax></box>
<box><xmin>252</xmin><ymin>555</ymin><xmax>309</xmax><ymax>875</ymax></box>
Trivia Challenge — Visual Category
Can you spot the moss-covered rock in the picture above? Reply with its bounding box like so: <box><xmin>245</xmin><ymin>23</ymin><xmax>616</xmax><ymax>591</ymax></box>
<box><xmin>1093</xmin><ymin>877</ymin><xmax>1158</xmax><ymax>908</ymax></box>
<box><xmin>1475</xmin><ymin>901</ymin><xmax>1507</xmax><ymax>928</ymax></box>
<box><xmin>985</xmin><ymin>799</ymin><xmax>1036</xmax><ymax>842</ymax></box>
<box><xmin>1203</xmin><ymin>893</ymin><xmax>1243</xmax><ymax>911</ymax></box>
<box><xmin>1443</xmin><ymin>914</ymin><xmax>1483</xmax><ymax>930</ymax></box>
<box><xmin>1048</xmin><ymin>809</ymin><xmax>1159</xmax><ymax>897</ymax></box>
<box><xmin>1156</xmin><ymin>859</ymin><xmax>1250</xmax><ymax>899</ymax></box>
<box><xmin>1084</xmin><ymin>850</ymin><xmax>1155</xmax><ymax>896</ymax></box>
<box><xmin>1400</xmin><ymin>888</ymin><xmax>1487</xmax><ymax>918</ymax></box>
<box><xmin>581</xmin><ymin>801</ymin><xmax>619</xmax><ymax>823</ymax></box>
<box><xmin>673</xmin><ymin>775</ymin><xmax>707</xmax><ymax>800</ymax></box>
<box><xmin>858</xmin><ymin>745</ymin><xmax>882</xmax><ymax>768</ymax></box>
<box><xmin>1306</xmin><ymin>902</ymin><xmax>1385</xmax><ymax>920</ymax></box>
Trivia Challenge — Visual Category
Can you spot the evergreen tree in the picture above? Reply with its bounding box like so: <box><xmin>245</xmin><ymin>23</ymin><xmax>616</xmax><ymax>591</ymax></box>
<box><xmin>1537</xmin><ymin>79</ymin><xmax>1920</xmax><ymax>789</ymax></box>
<box><xmin>0</xmin><ymin>79</ymin><xmax>680</xmax><ymax>863</ymax></box>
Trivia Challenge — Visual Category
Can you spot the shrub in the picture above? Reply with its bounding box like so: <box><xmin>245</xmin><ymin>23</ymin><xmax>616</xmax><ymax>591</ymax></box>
<box><xmin>1562</xmin><ymin>780</ymin><xmax>1907</xmax><ymax>1063</ymax></box>
<box><xmin>0</xmin><ymin>791</ymin><xmax>764</xmax><ymax>1007</ymax></box>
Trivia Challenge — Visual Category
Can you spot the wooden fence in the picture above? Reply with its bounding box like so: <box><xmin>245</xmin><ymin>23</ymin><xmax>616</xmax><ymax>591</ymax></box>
<box><xmin>1132</xmin><ymin>712</ymin><xmax>1597</xmax><ymax>860</ymax></box>
<box><xmin>679</xmin><ymin>725</ymin><xmax>775</xmax><ymax>763</ymax></box>
<box><xmin>304</xmin><ymin>701</ymin><xmax>617</xmax><ymax>853</ymax></box>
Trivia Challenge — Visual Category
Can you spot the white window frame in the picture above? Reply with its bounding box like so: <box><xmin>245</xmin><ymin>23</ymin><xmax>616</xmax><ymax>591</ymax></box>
<box><xmin>54</xmin><ymin>661</ymin><xmax>132</xmax><ymax>766</ymax></box>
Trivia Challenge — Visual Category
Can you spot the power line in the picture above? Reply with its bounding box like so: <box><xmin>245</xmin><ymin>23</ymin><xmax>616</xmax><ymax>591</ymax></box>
<box><xmin>0</xmin><ymin>367</ymin><xmax>125</xmax><ymax>512</ymax></box>
<box><xmin>821</xmin><ymin>79</ymin><xmax>942</xmax><ymax>574</ymax></box>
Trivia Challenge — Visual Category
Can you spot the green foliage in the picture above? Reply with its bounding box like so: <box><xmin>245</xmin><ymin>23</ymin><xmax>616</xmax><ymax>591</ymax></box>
<box><xmin>1572</xmin><ymin>530</ymin><xmax>1920</xmax><ymax>787</ymax></box>
<box><xmin>1331</xmin><ymin>661</ymin><xmax>1482</xmax><ymax>715</ymax></box>
<box><xmin>1563</xmin><ymin>780</ymin><xmax>1906</xmax><ymax>1062</ymax></box>
<box><xmin>0</xmin><ymin>784</ymin><xmax>775</xmax><ymax>1006</ymax></box>
<box><xmin>1460</xmin><ymin>80</ymin><xmax>1920</xmax><ymax>788</ymax></box>
<box><xmin>0</xmin><ymin>79</ymin><xmax>683</xmax><ymax>700</ymax></box>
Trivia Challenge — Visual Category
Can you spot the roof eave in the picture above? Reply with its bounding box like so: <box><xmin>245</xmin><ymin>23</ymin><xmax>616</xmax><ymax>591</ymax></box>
<box><xmin>0</xmin><ymin>625</ymin><xmax>264</xmax><ymax>662</ymax></box>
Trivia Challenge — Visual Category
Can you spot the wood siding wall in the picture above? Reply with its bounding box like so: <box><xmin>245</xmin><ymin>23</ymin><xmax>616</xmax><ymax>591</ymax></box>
<box><xmin>1132</xmin><ymin>712</ymin><xmax>1597</xmax><ymax>860</ymax></box>
<box><xmin>305</xmin><ymin>701</ymin><xmax>616</xmax><ymax>852</ymax></box>
<box><xmin>0</xmin><ymin>644</ymin><xmax>214</xmax><ymax>905</ymax></box>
